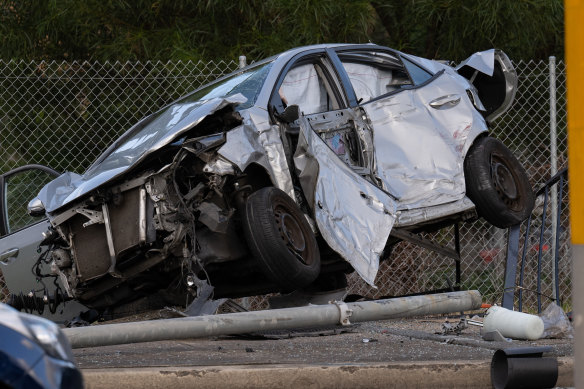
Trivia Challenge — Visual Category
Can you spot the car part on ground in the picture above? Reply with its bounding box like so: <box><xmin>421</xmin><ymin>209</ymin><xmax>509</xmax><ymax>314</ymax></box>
<box><xmin>0</xmin><ymin>44</ymin><xmax>532</xmax><ymax>319</ymax></box>
<box><xmin>0</xmin><ymin>303</ymin><xmax>83</xmax><ymax>389</ymax></box>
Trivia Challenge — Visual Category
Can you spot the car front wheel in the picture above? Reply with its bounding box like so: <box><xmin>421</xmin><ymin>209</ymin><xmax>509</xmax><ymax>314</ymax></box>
<box><xmin>242</xmin><ymin>187</ymin><xmax>321</xmax><ymax>291</ymax></box>
<box><xmin>464</xmin><ymin>136</ymin><xmax>535</xmax><ymax>228</ymax></box>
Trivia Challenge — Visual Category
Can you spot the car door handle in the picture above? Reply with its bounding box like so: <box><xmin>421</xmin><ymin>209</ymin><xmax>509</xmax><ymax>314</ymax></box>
<box><xmin>360</xmin><ymin>192</ymin><xmax>385</xmax><ymax>213</ymax></box>
<box><xmin>429</xmin><ymin>95</ymin><xmax>461</xmax><ymax>109</ymax></box>
<box><xmin>0</xmin><ymin>248</ymin><xmax>18</xmax><ymax>265</ymax></box>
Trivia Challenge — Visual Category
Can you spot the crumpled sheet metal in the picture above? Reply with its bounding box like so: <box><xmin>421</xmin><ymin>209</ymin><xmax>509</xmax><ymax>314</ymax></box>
<box><xmin>218</xmin><ymin>107</ymin><xmax>295</xmax><ymax>199</ymax></box>
<box><xmin>202</xmin><ymin>156</ymin><xmax>235</xmax><ymax>175</ymax></box>
<box><xmin>39</xmin><ymin>94</ymin><xmax>248</xmax><ymax>213</ymax></box>
<box><xmin>295</xmin><ymin>117</ymin><xmax>396</xmax><ymax>286</ymax></box>
<box><xmin>363</xmin><ymin>75</ymin><xmax>487</xmax><ymax>211</ymax></box>
<box><xmin>394</xmin><ymin>196</ymin><xmax>475</xmax><ymax>227</ymax></box>
<box><xmin>402</xmin><ymin>50</ymin><xmax>497</xmax><ymax>78</ymax></box>
<box><xmin>400</xmin><ymin>53</ymin><xmax>448</xmax><ymax>75</ymax></box>
<box><xmin>455</xmin><ymin>49</ymin><xmax>496</xmax><ymax>76</ymax></box>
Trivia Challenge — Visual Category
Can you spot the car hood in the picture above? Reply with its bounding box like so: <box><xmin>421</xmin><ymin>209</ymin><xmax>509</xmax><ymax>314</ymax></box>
<box><xmin>38</xmin><ymin>94</ymin><xmax>247</xmax><ymax>213</ymax></box>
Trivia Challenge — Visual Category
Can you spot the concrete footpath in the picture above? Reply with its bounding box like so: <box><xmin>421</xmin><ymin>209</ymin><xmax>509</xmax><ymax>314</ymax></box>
<box><xmin>74</xmin><ymin>317</ymin><xmax>574</xmax><ymax>388</ymax></box>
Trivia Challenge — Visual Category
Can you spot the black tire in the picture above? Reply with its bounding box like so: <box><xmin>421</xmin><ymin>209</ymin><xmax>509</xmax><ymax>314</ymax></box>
<box><xmin>242</xmin><ymin>187</ymin><xmax>321</xmax><ymax>291</ymax></box>
<box><xmin>464</xmin><ymin>136</ymin><xmax>535</xmax><ymax>228</ymax></box>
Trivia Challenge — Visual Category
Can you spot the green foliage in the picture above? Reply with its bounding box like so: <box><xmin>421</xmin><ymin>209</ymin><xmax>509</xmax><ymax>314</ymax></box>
<box><xmin>1</xmin><ymin>0</ymin><xmax>563</xmax><ymax>62</ymax></box>
<box><xmin>0</xmin><ymin>0</ymin><xmax>375</xmax><ymax>61</ymax></box>
<box><xmin>371</xmin><ymin>0</ymin><xmax>564</xmax><ymax>61</ymax></box>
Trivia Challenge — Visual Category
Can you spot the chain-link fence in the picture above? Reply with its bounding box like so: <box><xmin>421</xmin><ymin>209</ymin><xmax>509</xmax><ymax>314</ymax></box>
<box><xmin>0</xmin><ymin>57</ymin><xmax>569</xmax><ymax>313</ymax></box>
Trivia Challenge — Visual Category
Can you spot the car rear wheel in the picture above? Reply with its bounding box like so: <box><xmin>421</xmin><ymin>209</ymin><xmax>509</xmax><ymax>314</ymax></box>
<box><xmin>464</xmin><ymin>136</ymin><xmax>535</xmax><ymax>228</ymax></box>
<box><xmin>242</xmin><ymin>187</ymin><xmax>321</xmax><ymax>291</ymax></box>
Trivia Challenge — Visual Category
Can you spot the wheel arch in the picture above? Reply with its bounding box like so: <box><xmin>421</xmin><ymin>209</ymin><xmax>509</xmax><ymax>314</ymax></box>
<box><xmin>241</xmin><ymin>163</ymin><xmax>277</xmax><ymax>192</ymax></box>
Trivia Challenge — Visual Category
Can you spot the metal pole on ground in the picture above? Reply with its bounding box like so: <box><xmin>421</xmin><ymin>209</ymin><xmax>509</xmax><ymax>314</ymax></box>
<box><xmin>565</xmin><ymin>2</ymin><xmax>584</xmax><ymax>387</ymax></box>
<box><xmin>63</xmin><ymin>290</ymin><xmax>482</xmax><ymax>349</ymax></box>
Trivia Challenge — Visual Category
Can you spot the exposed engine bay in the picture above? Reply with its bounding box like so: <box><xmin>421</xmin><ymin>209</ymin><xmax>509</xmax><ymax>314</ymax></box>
<box><xmin>38</xmin><ymin>109</ymin><xmax>269</xmax><ymax>309</ymax></box>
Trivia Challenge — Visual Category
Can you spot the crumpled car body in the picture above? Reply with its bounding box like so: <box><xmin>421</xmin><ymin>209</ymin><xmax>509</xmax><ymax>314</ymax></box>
<box><xmin>0</xmin><ymin>44</ymin><xmax>532</xmax><ymax>313</ymax></box>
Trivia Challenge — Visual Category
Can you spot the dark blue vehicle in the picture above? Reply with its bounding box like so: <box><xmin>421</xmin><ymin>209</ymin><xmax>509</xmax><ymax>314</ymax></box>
<box><xmin>0</xmin><ymin>303</ymin><xmax>83</xmax><ymax>389</ymax></box>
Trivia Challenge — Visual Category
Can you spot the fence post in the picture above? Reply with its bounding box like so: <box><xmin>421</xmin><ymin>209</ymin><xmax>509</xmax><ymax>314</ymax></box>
<box><xmin>239</xmin><ymin>55</ymin><xmax>247</xmax><ymax>69</ymax></box>
<box><xmin>549</xmin><ymin>56</ymin><xmax>558</xmax><ymax>302</ymax></box>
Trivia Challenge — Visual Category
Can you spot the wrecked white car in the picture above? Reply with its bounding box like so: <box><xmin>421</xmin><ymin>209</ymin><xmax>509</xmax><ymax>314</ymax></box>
<box><xmin>0</xmin><ymin>44</ymin><xmax>533</xmax><ymax>316</ymax></box>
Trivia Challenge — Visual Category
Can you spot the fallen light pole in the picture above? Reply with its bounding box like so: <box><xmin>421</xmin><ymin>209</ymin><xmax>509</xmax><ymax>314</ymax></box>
<box><xmin>64</xmin><ymin>290</ymin><xmax>482</xmax><ymax>348</ymax></box>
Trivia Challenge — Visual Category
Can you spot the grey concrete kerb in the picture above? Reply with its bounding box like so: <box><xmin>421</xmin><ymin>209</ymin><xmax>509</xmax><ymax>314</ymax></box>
<box><xmin>81</xmin><ymin>358</ymin><xmax>573</xmax><ymax>389</ymax></box>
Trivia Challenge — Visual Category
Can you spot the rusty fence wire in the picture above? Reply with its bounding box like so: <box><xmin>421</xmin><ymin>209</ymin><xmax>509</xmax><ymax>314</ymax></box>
<box><xmin>0</xmin><ymin>57</ymin><xmax>569</xmax><ymax>314</ymax></box>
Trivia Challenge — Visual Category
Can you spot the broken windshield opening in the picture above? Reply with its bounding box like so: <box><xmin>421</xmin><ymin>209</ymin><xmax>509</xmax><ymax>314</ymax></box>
<box><xmin>189</xmin><ymin>61</ymin><xmax>274</xmax><ymax>110</ymax></box>
<box><xmin>85</xmin><ymin>62</ymin><xmax>273</xmax><ymax>176</ymax></box>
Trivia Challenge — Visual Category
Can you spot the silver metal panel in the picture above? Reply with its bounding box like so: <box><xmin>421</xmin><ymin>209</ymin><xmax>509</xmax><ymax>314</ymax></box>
<box><xmin>363</xmin><ymin>73</ymin><xmax>487</xmax><ymax>211</ymax></box>
<box><xmin>218</xmin><ymin>107</ymin><xmax>295</xmax><ymax>199</ymax></box>
<box><xmin>394</xmin><ymin>197</ymin><xmax>476</xmax><ymax>227</ymax></box>
<box><xmin>455</xmin><ymin>49</ymin><xmax>496</xmax><ymax>76</ymax></box>
<box><xmin>295</xmin><ymin>117</ymin><xmax>396</xmax><ymax>286</ymax></box>
<box><xmin>399</xmin><ymin>53</ymin><xmax>446</xmax><ymax>75</ymax></box>
<box><xmin>216</xmin><ymin>124</ymin><xmax>268</xmax><ymax>173</ymax></box>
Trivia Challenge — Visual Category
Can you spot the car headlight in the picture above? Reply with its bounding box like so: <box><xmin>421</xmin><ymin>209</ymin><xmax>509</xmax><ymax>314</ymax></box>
<box><xmin>21</xmin><ymin>314</ymin><xmax>75</xmax><ymax>362</ymax></box>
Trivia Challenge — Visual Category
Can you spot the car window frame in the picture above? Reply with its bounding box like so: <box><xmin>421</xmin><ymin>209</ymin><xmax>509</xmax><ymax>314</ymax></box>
<box><xmin>268</xmin><ymin>49</ymin><xmax>348</xmax><ymax>122</ymax></box>
<box><xmin>0</xmin><ymin>165</ymin><xmax>60</xmax><ymax>237</ymax></box>
<box><xmin>330</xmin><ymin>46</ymin><xmax>444</xmax><ymax>107</ymax></box>
<box><xmin>401</xmin><ymin>56</ymin><xmax>434</xmax><ymax>85</ymax></box>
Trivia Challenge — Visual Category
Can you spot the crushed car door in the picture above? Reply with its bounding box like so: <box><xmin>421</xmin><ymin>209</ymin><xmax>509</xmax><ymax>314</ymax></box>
<box><xmin>0</xmin><ymin>165</ymin><xmax>87</xmax><ymax>321</ymax></box>
<box><xmin>336</xmin><ymin>50</ymin><xmax>483</xmax><ymax>210</ymax></box>
<box><xmin>271</xmin><ymin>53</ymin><xmax>397</xmax><ymax>285</ymax></box>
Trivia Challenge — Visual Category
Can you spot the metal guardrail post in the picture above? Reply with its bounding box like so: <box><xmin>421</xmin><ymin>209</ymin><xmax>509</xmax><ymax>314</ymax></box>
<box><xmin>502</xmin><ymin>224</ymin><xmax>521</xmax><ymax>310</ymax></box>
<box><xmin>505</xmin><ymin>168</ymin><xmax>567</xmax><ymax>312</ymax></box>
<box><xmin>518</xmin><ymin>214</ymin><xmax>533</xmax><ymax>312</ymax></box>
<box><xmin>537</xmin><ymin>188</ymin><xmax>550</xmax><ymax>313</ymax></box>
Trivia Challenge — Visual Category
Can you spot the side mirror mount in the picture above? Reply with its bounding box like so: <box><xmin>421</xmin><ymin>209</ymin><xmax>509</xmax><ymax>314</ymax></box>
<box><xmin>275</xmin><ymin>105</ymin><xmax>300</xmax><ymax>124</ymax></box>
<box><xmin>27</xmin><ymin>197</ymin><xmax>46</xmax><ymax>217</ymax></box>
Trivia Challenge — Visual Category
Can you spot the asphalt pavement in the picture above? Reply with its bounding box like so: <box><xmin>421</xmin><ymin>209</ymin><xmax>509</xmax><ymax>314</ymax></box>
<box><xmin>74</xmin><ymin>315</ymin><xmax>574</xmax><ymax>388</ymax></box>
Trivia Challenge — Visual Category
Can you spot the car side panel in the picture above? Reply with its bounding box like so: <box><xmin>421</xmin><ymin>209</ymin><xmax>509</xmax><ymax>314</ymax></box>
<box><xmin>362</xmin><ymin>73</ymin><xmax>487</xmax><ymax>210</ymax></box>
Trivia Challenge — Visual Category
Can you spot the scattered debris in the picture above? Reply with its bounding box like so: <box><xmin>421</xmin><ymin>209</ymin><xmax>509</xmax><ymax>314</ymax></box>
<box><xmin>467</xmin><ymin>315</ymin><xmax>484</xmax><ymax>327</ymax></box>
<box><xmin>481</xmin><ymin>329</ymin><xmax>512</xmax><ymax>343</ymax></box>
<box><xmin>238</xmin><ymin>325</ymin><xmax>358</xmax><ymax>340</ymax></box>
<box><xmin>160</xmin><ymin>299</ymin><xmax>248</xmax><ymax>319</ymax></box>
<box><xmin>440</xmin><ymin>318</ymin><xmax>468</xmax><ymax>335</ymax></box>
<box><xmin>540</xmin><ymin>303</ymin><xmax>574</xmax><ymax>339</ymax></box>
